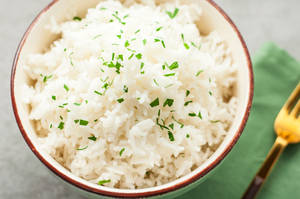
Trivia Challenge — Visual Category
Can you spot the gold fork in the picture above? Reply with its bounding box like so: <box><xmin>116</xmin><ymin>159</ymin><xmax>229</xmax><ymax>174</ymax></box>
<box><xmin>242</xmin><ymin>83</ymin><xmax>300</xmax><ymax>199</ymax></box>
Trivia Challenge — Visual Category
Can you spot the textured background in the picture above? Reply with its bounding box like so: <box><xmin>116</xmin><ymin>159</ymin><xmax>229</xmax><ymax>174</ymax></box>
<box><xmin>1</xmin><ymin>0</ymin><xmax>299</xmax><ymax>198</ymax></box>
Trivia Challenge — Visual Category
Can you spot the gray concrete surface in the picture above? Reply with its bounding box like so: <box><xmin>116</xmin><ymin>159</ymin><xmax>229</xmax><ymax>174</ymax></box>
<box><xmin>0</xmin><ymin>0</ymin><xmax>299</xmax><ymax>198</ymax></box>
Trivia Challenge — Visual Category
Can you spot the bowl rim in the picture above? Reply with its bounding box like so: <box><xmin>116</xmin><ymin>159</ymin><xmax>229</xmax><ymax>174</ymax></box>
<box><xmin>10</xmin><ymin>0</ymin><xmax>254</xmax><ymax>198</ymax></box>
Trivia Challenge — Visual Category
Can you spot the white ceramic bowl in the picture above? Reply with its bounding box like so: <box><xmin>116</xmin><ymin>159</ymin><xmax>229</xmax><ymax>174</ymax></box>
<box><xmin>11</xmin><ymin>0</ymin><xmax>253</xmax><ymax>198</ymax></box>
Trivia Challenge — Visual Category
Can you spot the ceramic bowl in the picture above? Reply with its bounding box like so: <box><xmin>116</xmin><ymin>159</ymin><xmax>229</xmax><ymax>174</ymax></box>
<box><xmin>11</xmin><ymin>0</ymin><xmax>253</xmax><ymax>198</ymax></box>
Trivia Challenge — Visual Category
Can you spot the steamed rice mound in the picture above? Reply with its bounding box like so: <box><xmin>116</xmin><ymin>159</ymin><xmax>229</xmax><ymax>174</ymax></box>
<box><xmin>22</xmin><ymin>0</ymin><xmax>237</xmax><ymax>189</ymax></box>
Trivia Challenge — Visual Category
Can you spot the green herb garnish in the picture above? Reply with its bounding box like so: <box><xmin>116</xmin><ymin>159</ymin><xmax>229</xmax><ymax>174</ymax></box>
<box><xmin>135</xmin><ymin>29</ymin><xmax>141</xmax><ymax>34</ymax></box>
<box><xmin>73</xmin><ymin>103</ymin><xmax>81</xmax><ymax>106</ymax></box>
<box><xmin>58</xmin><ymin>122</ymin><xmax>64</xmax><ymax>130</ymax></box>
<box><xmin>184</xmin><ymin>101</ymin><xmax>193</xmax><ymax>106</ymax></box>
<box><xmin>73</xmin><ymin>16</ymin><xmax>82</xmax><ymax>21</ymax></box>
<box><xmin>143</xmin><ymin>39</ymin><xmax>147</xmax><ymax>45</ymax></box>
<box><xmin>76</xmin><ymin>146</ymin><xmax>88</xmax><ymax>151</ymax></box>
<box><xmin>163</xmin><ymin>99</ymin><xmax>174</xmax><ymax>107</ymax></box>
<box><xmin>64</xmin><ymin>84</ymin><xmax>69</xmax><ymax>92</ymax></box>
<box><xmin>74</xmin><ymin>120</ymin><xmax>79</xmax><ymax>124</ymax></box>
<box><xmin>164</xmin><ymin>73</ymin><xmax>175</xmax><ymax>77</ymax></box>
<box><xmin>117</xmin><ymin>98</ymin><xmax>124</xmax><ymax>103</ymax></box>
<box><xmin>210</xmin><ymin>120</ymin><xmax>220</xmax><ymax>123</ymax></box>
<box><xmin>119</xmin><ymin>148</ymin><xmax>125</xmax><ymax>156</ymax></box>
<box><xmin>196</xmin><ymin>70</ymin><xmax>204</xmax><ymax>76</ymax></box>
<box><xmin>161</xmin><ymin>40</ymin><xmax>166</xmax><ymax>48</ymax></box>
<box><xmin>198</xmin><ymin>112</ymin><xmax>203</xmax><ymax>119</ymax></box>
<box><xmin>168</xmin><ymin>131</ymin><xmax>175</xmax><ymax>141</ymax></box>
<box><xmin>153</xmin><ymin>79</ymin><xmax>159</xmax><ymax>86</ymax></box>
<box><xmin>186</xmin><ymin>134</ymin><xmax>190</xmax><ymax>138</ymax></box>
<box><xmin>168</xmin><ymin>61</ymin><xmax>179</xmax><ymax>70</ymax></box>
<box><xmin>135</xmin><ymin>53</ymin><xmax>142</xmax><ymax>60</ymax></box>
<box><xmin>150</xmin><ymin>98</ymin><xmax>159</xmax><ymax>107</ymax></box>
<box><xmin>188</xmin><ymin>113</ymin><xmax>196</xmax><ymax>117</ymax></box>
<box><xmin>94</xmin><ymin>90</ymin><xmax>103</xmax><ymax>96</ymax></box>
<box><xmin>88</xmin><ymin>136</ymin><xmax>97</xmax><ymax>141</ymax></box>
<box><xmin>186</xmin><ymin>90</ymin><xmax>190</xmax><ymax>97</ymax></box>
<box><xmin>42</xmin><ymin>75</ymin><xmax>53</xmax><ymax>83</ymax></box>
<box><xmin>112</xmin><ymin>12</ymin><xmax>126</xmax><ymax>25</ymax></box>
<box><xmin>98</xmin><ymin>179</ymin><xmax>111</xmax><ymax>186</ymax></box>
<box><xmin>169</xmin><ymin>123</ymin><xmax>174</xmax><ymax>130</ymax></box>
<box><xmin>52</xmin><ymin>96</ymin><xmax>56</xmax><ymax>100</ymax></box>
<box><xmin>79</xmin><ymin>120</ymin><xmax>89</xmax><ymax>126</ymax></box>
<box><xmin>125</xmin><ymin>40</ymin><xmax>130</xmax><ymax>47</ymax></box>
<box><xmin>156</xmin><ymin>26</ymin><xmax>163</xmax><ymax>31</ymax></box>
<box><xmin>123</xmin><ymin>85</ymin><xmax>128</xmax><ymax>93</ymax></box>
<box><xmin>166</xmin><ymin>8</ymin><xmax>179</xmax><ymax>19</ymax></box>
<box><xmin>209</xmin><ymin>91</ymin><xmax>213</xmax><ymax>96</ymax></box>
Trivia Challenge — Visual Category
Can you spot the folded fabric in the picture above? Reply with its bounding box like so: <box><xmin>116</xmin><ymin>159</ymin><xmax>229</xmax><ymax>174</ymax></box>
<box><xmin>180</xmin><ymin>42</ymin><xmax>300</xmax><ymax>199</ymax></box>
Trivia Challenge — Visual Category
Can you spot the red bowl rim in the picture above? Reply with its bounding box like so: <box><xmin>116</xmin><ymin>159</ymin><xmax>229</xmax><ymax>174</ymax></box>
<box><xmin>10</xmin><ymin>0</ymin><xmax>254</xmax><ymax>198</ymax></box>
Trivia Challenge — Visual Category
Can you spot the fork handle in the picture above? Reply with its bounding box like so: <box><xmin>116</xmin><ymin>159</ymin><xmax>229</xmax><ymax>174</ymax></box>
<box><xmin>242</xmin><ymin>136</ymin><xmax>288</xmax><ymax>199</ymax></box>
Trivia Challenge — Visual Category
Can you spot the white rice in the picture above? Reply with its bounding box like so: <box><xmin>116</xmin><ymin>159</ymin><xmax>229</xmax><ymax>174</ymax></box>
<box><xmin>22</xmin><ymin>0</ymin><xmax>237</xmax><ymax>189</ymax></box>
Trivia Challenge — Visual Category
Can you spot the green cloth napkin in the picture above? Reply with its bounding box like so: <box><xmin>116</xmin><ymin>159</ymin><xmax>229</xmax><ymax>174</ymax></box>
<box><xmin>180</xmin><ymin>42</ymin><xmax>300</xmax><ymax>199</ymax></box>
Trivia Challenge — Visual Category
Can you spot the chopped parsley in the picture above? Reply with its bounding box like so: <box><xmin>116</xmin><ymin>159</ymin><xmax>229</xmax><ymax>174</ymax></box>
<box><xmin>73</xmin><ymin>16</ymin><xmax>82</xmax><ymax>21</ymax></box>
<box><xmin>186</xmin><ymin>90</ymin><xmax>190</xmax><ymax>97</ymax></box>
<box><xmin>73</xmin><ymin>102</ymin><xmax>81</xmax><ymax>106</ymax></box>
<box><xmin>209</xmin><ymin>91</ymin><xmax>213</xmax><ymax>96</ymax></box>
<box><xmin>169</xmin><ymin>123</ymin><xmax>174</xmax><ymax>130</ymax></box>
<box><xmin>117</xmin><ymin>98</ymin><xmax>124</xmax><ymax>103</ymax></box>
<box><xmin>64</xmin><ymin>84</ymin><xmax>69</xmax><ymax>92</ymax></box>
<box><xmin>188</xmin><ymin>113</ymin><xmax>197</xmax><ymax>117</ymax></box>
<box><xmin>196</xmin><ymin>70</ymin><xmax>204</xmax><ymax>76</ymax></box>
<box><xmin>168</xmin><ymin>61</ymin><xmax>179</xmax><ymax>70</ymax></box>
<box><xmin>186</xmin><ymin>134</ymin><xmax>190</xmax><ymax>138</ymax></box>
<box><xmin>163</xmin><ymin>99</ymin><xmax>174</xmax><ymax>107</ymax></box>
<box><xmin>51</xmin><ymin>96</ymin><xmax>56</xmax><ymax>100</ymax></box>
<box><xmin>42</xmin><ymin>75</ymin><xmax>53</xmax><ymax>83</ymax></box>
<box><xmin>156</xmin><ymin>26</ymin><xmax>163</xmax><ymax>31</ymax></box>
<box><xmin>184</xmin><ymin>43</ymin><xmax>190</xmax><ymax>50</ymax></box>
<box><xmin>184</xmin><ymin>101</ymin><xmax>193</xmax><ymax>106</ymax></box>
<box><xmin>161</xmin><ymin>40</ymin><xmax>166</xmax><ymax>48</ymax></box>
<box><xmin>99</xmin><ymin>7</ymin><xmax>107</xmax><ymax>10</ymax></box>
<box><xmin>118</xmin><ymin>54</ymin><xmax>124</xmax><ymax>61</ymax></box>
<box><xmin>112</xmin><ymin>12</ymin><xmax>126</xmax><ymax>25</ymax></box>
<box><xmin>58</xmin><ymin>122</ymin><xmax>64</xmax><ymax>130</ymax></box>
<box><xmin>125</xmin><ymin>40</ymin><xmax>130</xmax><ymax>47</ymax></box>
<box><xmin>158</xmin><ymin>109</ymin><xmax>161</xmax><ymax>116</ymax></box>
<box><xmin>123</xmin><ymin>14</ymin><xmax>129</xmax><ymax>19</ymax></box>
<box><xmin>74</xmin><ymin>120</ymin><xmax>79</xmax><ymax>124</ymax></box>
<box><xmin>112</xmin><ymin>53</ymin><xmax>115</xmax><ymax>61</ymax></box>
<box><xmin>128</xmin><ymin>53</ymin><xmax>134</xmax><ymax>60</ymax></box>
<box><xmin>135</xmin><ymin>29</ymin><xmax>141</xmax><ymax>34</ymax></box>
<box><xmin>98</xmin><ymin>179</ymin><xmax>111</xmax><ymax>186</ymax></box>
<box><xmin>94</xmin><ymin>90</ymin><xmax>103</xmax><ymax>96</ymax></box>
<box><xmin>164</xmin><ymin>73</ymin><xmax>175</xmax><ymax>77</ymax></box>
<box><xmin>123</xmin><ymin>85</ymin><xmax>128</xmax><ymax>93</ymax></box>
<box><xmin>76</xmin><ymin>146</ymin><xmax>88</xmax><ymax>151</ymax></box>
<box><xmin>143</xmin><ymin>39</ymin><xmax>147</xmax><ymax>45</ymax></box>
<box><xmin>153</xmin><ymin>79</ymin><xmax>159</xmax><ymax>86</ymax></box>
<box><xmin>166</xmin><ymin>8</ymin><xmax>179</xmax><ymax>19</ymax></box>
<box><xmin>140</xmin><ymin>62</ymin><xmax>144</xmax><ymax>70</ymax></box>
<box><xmin>59</xmin><ymin>115</ymin><xmax>63</xmax><ymax>120</ymax></box>
<box><xmin>210</xmin><ymin>120</ymin><xmax>220</xmax><ymax>123</ymax></box>
<box><xmin>198</xmin><ymin>112</ymin><xmax>203</xmax><ymax>119</ymax></box>
<box><xmin>150</xmin><ymin>98</ymin><xmax>159</xmax><ymax>107</ymax></box>
<box><xmin>135</xmin><ymin>53</ymin><xmax>142</xmax><ymax>60</ymax></box>
<box><xmin>168</xmin><ymin>131</ymin><xmax>175</xmax><ymax>141</ymax></box>
<box><xmin>50</xmin><ymin>124</ymin><xmax>53</xmax><ymax>128</ymax></box>
<box><xmin>119</xmin><ymin>148</ymin><xmax>125</xmax><ymax>156</ymax></box>
<box><xmin>79</xmin><ymin>120</ymin><xmax>89</xmax><ymax>126</ymax></box>
<box><xmin>191</xmin><ymin>42</ymin><xmax>202</xmax><ymax>50</ymax></box>
<box><xmin>88</xmin><ymin>136</ymin><xmax>97</xmax><ymax>141</ymax></box>
<box><xmin>117</xmin><ymin>34</ymin><xmax>121</xmax><ymax>39</ymax></box>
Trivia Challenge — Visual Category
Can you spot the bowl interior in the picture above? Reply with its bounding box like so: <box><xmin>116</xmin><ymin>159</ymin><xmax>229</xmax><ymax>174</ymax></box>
<box><xmin>12</xmin><ymin>0</ymin><xmax>252</xmax><ymax>196</ymax></box>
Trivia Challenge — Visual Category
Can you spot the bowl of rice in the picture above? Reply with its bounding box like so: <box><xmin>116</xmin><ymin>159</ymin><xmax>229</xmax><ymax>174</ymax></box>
<box><xmin>11</xmin><ymin>0</ymin><xmax>253</xmax><ymax>198</ymax></box>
